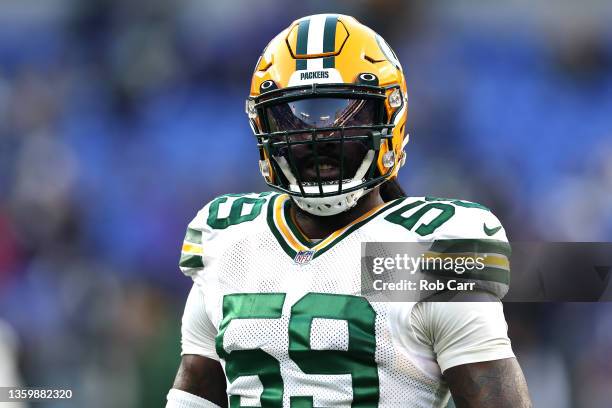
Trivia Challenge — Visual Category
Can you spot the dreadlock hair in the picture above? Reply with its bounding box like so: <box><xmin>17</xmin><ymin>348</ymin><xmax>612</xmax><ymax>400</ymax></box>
<box><xmin>380</xmin><ymin>178</ymin><xmax>407</xmax><ymax>202</ymax></box>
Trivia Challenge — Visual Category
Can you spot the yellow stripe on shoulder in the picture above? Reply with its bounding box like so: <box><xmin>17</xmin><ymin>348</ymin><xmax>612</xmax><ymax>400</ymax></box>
<box><xmin>182</xmin><ymin>242</ymin><xmax>203</xmax><ymax>255</ymax></box>
<box><xmin>423</xmin><ymin>251</ymin><xmax>510</xmax><ymax>271</ymax></box>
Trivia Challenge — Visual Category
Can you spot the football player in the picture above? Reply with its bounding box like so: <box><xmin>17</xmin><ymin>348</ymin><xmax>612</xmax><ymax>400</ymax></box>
<box><xmin>166</xmin><ymin>14</ymin><xmax>532</xmax><ymax>408</ymax></box>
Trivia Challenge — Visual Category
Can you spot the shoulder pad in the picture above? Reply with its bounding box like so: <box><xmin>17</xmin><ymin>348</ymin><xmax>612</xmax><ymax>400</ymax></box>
<box><xmin>384</xmin><ymin>196</ymin><xmax>510</xmax><ymax>298</ymax></box>
<box><xmin>178</xmin><ymin>192</ymin><xmax>276</xmax><ymax>276</ymax></box>
<box><xmin>384</xmin><ymin>196</ymin><xmax>508</xmax><ymax>240</ymax></box>
<box><xmin>425</xmin><ymin>197</ymin><xmax>509</xmax><ymax>299</ymax></box>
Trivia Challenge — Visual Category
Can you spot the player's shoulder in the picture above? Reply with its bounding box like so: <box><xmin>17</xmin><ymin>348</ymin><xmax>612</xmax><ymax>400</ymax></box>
<box><xmin>380</xmin><ymin>195</ymin><xmax>508</xmax><ymax>242</ymax></box>
<box><xmin>178</xmin><ymin>191</ymin><xmax>277</xmax><ymax>271</ymax></box>
<box><xmin>380</xmin><ymin>195</ymin><xmax>511</xmax><ymax>298</ymax></box>
<box><xmin>187</xmin><ymin>191</ymin><xmax>277</xmax><ymax>232</ymax></box>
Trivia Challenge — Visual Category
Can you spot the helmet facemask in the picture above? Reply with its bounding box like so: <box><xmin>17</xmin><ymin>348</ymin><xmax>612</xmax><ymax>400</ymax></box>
<box><xmin>250</xmin><ymin>83</ymin><xmax>399</xmax><ymax>216</ymax></box>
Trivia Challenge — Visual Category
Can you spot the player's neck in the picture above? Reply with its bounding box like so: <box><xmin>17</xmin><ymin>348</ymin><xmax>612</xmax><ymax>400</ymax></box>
<box><xmin>290</xmin><ymin>188</ymin><xmax>384</xmax><ymax>240</ymax></box>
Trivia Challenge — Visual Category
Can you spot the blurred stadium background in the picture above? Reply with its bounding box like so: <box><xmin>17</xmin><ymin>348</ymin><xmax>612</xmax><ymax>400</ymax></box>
<box><xmin>0</xmin><ymin>0</ymin><xmax>611</xmax><ymax>407</ymax></box>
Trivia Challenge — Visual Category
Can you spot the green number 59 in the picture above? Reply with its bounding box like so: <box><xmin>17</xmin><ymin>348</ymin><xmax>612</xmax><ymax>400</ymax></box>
<box><xmin>216</xmin><ymin>293</ymin><xmax>379</xmax><ymax>407</ymax></box>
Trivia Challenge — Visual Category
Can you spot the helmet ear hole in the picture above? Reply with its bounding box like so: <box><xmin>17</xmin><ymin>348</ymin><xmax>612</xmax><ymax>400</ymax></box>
<box><xmin>260</xmin><ymin>80</ymin><xmax>278</xmax><ymax>93</ymax></box>
<box><xmin>356</xmin><ymin>72</ymin><xmax>379</xmax><ymax>86</ymax></box>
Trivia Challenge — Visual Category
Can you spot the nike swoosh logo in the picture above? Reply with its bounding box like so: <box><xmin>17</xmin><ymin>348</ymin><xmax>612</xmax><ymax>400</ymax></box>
<box><xmin>483</xmin><ymin>223</ymin><xmax>502</xmax><ymax>236</ymax></box>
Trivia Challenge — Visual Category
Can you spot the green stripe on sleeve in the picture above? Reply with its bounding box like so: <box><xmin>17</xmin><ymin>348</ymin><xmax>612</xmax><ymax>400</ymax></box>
<box><xmin>421</xmin><ymin>265</ymin><xmax>510</xmax><ymax>285</ymax></box>
<box><xmin>428</xmin><ymin>239</ymin><xmax>511</xmax><ymax>258</ymax></box>
<box><xmin>179</xmin><ymin>253</ymin><xmax>204</xmax><ymax>268</ymax></box>
<box><xmin>184</xmin><ymin>227</ymin><xmax>202</xmax><ymax>245</ymax></box>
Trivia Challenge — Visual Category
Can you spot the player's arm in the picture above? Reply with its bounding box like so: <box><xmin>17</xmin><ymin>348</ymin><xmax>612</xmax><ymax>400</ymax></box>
<box><xmin>410</xmin><ymin>291</ymin><xmax>532</xmax><ymax>408</ymax></box>
<box><xmin>444</xmin><ymin>357</ymin><xmax>531</xmax><ymax>408</ymax></box>
<box><xmin>166</xmin><ymin>285</ymin><xmax>227</xmax><ymax>408</ymax></box>
<box><xmin>169</xmin><ymin>354</ymin><xmax>227</xmax><ymax>407</ymax></box>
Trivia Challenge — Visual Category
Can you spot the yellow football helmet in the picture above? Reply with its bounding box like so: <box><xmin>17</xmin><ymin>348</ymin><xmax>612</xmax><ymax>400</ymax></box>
<box><xmin>246</xmin><ymin>14</ymin><xmax>408</xmax><ymax>216</ymax></box>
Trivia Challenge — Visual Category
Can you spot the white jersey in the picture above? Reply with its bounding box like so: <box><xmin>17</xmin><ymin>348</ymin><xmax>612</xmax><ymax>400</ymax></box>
<box><xmin>178</xmin><ymin>192</ymin><xmax>514</xmax><ymax>408</ymax></box>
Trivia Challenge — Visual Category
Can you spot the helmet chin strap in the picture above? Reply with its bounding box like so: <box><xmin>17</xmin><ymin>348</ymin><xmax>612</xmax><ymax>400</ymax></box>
<box><xmin>275</xmin><ymin>150</ymin><xmax>375</xmax><ymax>216</ymax></box>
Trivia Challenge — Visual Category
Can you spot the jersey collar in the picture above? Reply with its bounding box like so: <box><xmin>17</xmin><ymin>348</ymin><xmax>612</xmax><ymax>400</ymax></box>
<box><xmin>266</xmin><ymin>193</ymin><xmax>406</xmax><ymax>262</ymax></box>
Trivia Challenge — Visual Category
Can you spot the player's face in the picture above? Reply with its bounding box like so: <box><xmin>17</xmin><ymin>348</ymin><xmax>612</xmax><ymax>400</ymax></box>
<box><xmin>284</xmin><ymin>134</ymin><xmax>367</xmax><ymax>182</ymax></box>
<box><xmin>265</xmin><ymin>98</ymin><xmax>379</xmax><ymax>183</ymax></box>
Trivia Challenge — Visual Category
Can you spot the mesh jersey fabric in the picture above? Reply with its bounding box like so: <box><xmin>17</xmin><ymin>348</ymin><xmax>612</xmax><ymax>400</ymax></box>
<box><xmin>177</xmin><ymin>192</ymin><xmax>513</xmax><ymax>407</ymax></box>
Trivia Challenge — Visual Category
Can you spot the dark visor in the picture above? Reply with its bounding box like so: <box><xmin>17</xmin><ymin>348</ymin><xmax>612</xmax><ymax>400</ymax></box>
<box><xmin>265</xmin><ymin>98</ymin><xmax>381</xmax><ymax>133</ymax></box>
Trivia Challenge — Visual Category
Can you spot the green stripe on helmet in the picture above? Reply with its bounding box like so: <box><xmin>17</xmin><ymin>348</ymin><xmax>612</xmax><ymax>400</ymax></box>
<box><xmin>295</xmin><ymin>18</ymin><xmax>310</xmax><ymax>70</ymax></box>
<box><xmin>322</xmin><ymin>15</ymin><xmax>337</xmax><ymax>68</ymax></box>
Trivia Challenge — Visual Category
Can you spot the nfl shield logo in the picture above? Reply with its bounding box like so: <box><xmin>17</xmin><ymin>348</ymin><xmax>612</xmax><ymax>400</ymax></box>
<box><xmin>294</xmin><ymin>250</ymin><xmax>315</xmax><ymax>265</ymax></box>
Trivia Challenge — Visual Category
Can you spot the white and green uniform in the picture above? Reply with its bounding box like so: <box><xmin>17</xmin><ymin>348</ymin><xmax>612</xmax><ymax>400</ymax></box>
<box><xmin>178</xmin><ymin>192</ymin><xmax>514</xmax><ymax>408</ymax></box>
